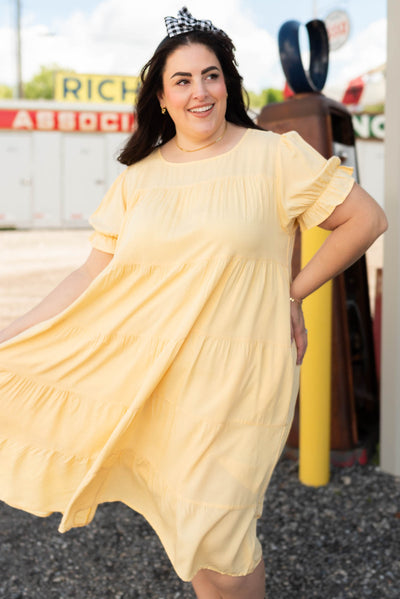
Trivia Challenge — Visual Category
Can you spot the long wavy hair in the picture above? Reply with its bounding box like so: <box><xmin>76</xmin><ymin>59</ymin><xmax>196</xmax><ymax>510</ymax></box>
<box><xmin>118</xmin><ymin>29</ymin><xmax>261</xmax><ymax>166</ymax></box>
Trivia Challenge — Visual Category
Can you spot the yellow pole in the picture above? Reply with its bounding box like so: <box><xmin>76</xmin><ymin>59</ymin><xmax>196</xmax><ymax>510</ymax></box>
<box><xmin>299</xmin><ymin>227</ymin><xmax>332</xmax><ymax>486</ymax></box>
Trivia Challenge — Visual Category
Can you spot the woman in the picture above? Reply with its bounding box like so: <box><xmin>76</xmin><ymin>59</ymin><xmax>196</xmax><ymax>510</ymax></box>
<box><xmin>0</xmin><ymin>7</ymin><xmax>387</xmax><ymax>599</ymax></box>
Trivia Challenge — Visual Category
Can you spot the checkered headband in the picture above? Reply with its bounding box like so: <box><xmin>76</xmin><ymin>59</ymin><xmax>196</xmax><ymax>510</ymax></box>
<box><xmin>164</xmin><ymin>7</ymin><xmax>223</xmax><ymax>38</ymax></box>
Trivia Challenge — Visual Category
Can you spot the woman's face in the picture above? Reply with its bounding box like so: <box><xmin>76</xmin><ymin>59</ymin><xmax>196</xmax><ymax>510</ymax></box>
<box><xmin>158</xmin><ymin>43</ymin><xmax>228</xmax><ymax>144</ymax></box>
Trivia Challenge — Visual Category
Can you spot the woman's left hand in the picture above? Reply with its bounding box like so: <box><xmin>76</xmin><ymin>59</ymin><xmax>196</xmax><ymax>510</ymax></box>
<box><xmin>290</xmin><ymin>301</ymin><xmax>308</xmax><ymax>365</ymax></box>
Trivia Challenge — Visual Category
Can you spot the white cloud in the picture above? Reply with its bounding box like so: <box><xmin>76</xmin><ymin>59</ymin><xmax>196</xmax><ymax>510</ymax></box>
<box><xmin>327</xmin><ymin>18</ymin><xmax>387</xmax><ymax>86</ymax></box>
<box><xmin>0</xmin><ymin>2</ymin><xmax>387</xmax><ymax>96</ymax></box>
<box><xmin>0</xmin><ymin>0</ymin><xmax>279</xmax><ymax>92</ymax></box>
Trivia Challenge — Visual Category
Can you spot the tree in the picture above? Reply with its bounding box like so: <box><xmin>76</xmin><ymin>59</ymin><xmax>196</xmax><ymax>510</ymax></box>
<box><xmin>364</xmin><ymin>103</ymin><xmax>385</xmax><ymax>114</ymax></box>
<box><xmin>23</xmin><ymin>65</ymin><xmax>56</xmax><ymax>99</ymax></box>
<box><xmin>247</xmin><ymin>90</ymin><xmax>264</xmax><ymax>110</ymax></box>
<box><xmin>0</xmin><ymin>84</ymin><xmax>13</xmax><ymax>99</ymax></box>
<box><xmin>23</xmin><ymin>64</ymin><xmax>74</xmax><ymax>100</ymax></box>
<box><xmin>263</xmin><ymin>88</ymin><xmax>284</xmax><ymax>104</ymax></box>
<box><xmin>247</xmin><ymin>87</ymin><xmax>284</xmax><ymax>110</ymax></box>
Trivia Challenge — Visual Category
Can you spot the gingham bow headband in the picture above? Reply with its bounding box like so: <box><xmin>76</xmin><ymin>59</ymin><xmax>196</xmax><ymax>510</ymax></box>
<box><xmin>164</xmin><ymin>7</ymin><xmax>222</xmax><ymax>37</ymax></box>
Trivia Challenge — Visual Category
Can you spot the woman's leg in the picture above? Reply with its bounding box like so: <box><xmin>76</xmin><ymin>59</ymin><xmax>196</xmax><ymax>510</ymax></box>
<box><xmin>191</xmin><ymin>558</ymin><xmax>265</xmax><ymax>599</ymax></box>
<box><xmin>192</xmin><ymin>571</ymin><xmax>223</xmax><ymax>599</ymax></box>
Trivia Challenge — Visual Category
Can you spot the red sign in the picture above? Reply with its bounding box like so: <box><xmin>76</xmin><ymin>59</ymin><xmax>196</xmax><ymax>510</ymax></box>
<box><xmin>0</xmin><ymin>109</ymin><xmax>135</xmax><ymax>132</ymax></box>
<box><xmin>325</xmin><ymin>10</ymin><xmax>351</xmax><ymax>51</ymax></box>
<box><xmin>342</xmin><ymin>76</ymin><xmax>364</xmax><ymax>106</ymax></box>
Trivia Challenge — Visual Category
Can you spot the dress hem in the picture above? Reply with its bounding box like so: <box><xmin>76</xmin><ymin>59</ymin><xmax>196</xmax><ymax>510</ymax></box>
<box><xmin>187</xmin><ymin>554</ymin><xmax>264</xmax><ymax>583</ymax></box>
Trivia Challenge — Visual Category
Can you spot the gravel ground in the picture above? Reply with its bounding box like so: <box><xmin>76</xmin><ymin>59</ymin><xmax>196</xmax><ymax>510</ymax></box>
<box><xmin>0</xmin><ymin>461</ymin><xmax>399</xmax><ymax>598</ymax></box>
<box><xmin>0</xmin><ymin>230</ymin><xmax>398</xmax><ymax>599</ymax></box>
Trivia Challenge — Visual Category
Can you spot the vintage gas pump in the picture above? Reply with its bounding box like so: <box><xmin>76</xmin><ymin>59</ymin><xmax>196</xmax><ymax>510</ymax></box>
<box><xmin>257</xmin><ymin>19</ymin><xmax>378</xmax><ymax>466</ymax></box>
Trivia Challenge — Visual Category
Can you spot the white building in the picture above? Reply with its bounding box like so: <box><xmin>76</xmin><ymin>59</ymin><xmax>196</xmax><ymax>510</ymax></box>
<box><xmin>0</xmin><ymin>100</ymin><xmax>133</xmax><ymax>228</ymax></box>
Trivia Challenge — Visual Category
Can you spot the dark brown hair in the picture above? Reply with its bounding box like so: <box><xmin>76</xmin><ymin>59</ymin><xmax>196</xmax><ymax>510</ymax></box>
<box><xmin>118</xmin><ymin>29</ymin><xmax>261</xmax><ymax>166</ymax></box>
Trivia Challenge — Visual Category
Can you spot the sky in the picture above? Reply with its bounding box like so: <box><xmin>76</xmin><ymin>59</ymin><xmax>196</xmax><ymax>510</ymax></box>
<box><xmin>0</xmin><ymin>0</ymin><xmax>387</xmax><ymax>95</ymax></box>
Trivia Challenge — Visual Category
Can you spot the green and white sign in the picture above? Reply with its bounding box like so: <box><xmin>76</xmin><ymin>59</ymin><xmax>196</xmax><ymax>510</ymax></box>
<box><xmin>352</xmin><ymin>114</ymin><xmax>385</xmax><ymax>140</ymax></box>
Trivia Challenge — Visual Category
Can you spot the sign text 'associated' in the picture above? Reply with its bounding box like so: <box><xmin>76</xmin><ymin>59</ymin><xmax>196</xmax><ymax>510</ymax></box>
<box><xmin>0</xmin><ymin>109</ymin><xmax>135</xmax><ymax>132</ymax></box>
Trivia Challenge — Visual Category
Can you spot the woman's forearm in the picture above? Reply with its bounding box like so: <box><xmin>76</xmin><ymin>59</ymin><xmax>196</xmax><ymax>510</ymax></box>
<box><xmin>0</xmin><ymin>247</ymin><xmax>113</xmax><ymax>344</ymax></box>
<box><xmin>290</xmin><ymin>184</ymin><xmax>388</xmax><ymax>301</ymax></box>
<box><xmin>290</xmin><ymin>219</ymin><xmax>382</xmax><ymax>300</ymax></box>
<box><xmin>0</xmin><ymin>267</ymin><xmax>94</xmax><ymax>343</ymax></box>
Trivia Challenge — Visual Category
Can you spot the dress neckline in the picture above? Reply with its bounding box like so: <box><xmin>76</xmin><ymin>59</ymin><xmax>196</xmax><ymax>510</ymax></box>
<box><xmin>157</xmin><ymin>128</ymin><xmax>250</xmax><ymax>166</ymax></box>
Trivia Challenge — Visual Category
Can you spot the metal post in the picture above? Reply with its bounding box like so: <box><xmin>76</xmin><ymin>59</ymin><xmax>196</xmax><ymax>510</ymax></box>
<box><xmin>299</xmin><ymin>227</ymin><xmax>332</xmax><ymax>486</ymax></box>
<box><xmin>380</xmin><ymin>0</ymin><xmax>400</xmax><ymax>475</ymax></box>
<box><xmin>16</xmin><ymin>0</ymin><xmax>23</xmax><ymax>98</ymax></box>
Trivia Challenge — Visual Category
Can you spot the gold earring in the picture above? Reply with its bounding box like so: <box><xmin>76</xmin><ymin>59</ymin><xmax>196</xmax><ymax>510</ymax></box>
<box><xmin>161</xmin><ymin>106</ymin><xmax>166</xmax><ymax>115</ymax></box>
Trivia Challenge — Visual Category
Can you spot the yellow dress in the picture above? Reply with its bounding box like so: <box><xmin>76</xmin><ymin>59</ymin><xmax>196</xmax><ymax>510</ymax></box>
<box><xmin>0</xmin><ymin>129</ymin><xmax>354</xmax><ymax>581</ymax></box>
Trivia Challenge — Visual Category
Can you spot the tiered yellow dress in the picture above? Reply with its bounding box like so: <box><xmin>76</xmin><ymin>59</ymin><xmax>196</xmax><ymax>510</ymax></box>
<box><xmin>0</xmin><ymin>129</ymin><xmax>354</xmax><ymax>581</ymax></box>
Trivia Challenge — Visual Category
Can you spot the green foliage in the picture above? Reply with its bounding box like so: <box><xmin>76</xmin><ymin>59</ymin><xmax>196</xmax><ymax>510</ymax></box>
<box><xmin>247</xmin><ymin>90</ymin><xmax>262</xmax><ymax>109</ymax></box>
<box><xmin>264</xmin><ymin>88</ymin><xmax>284</xmax><ymax>104</ymax></box>
<box><xmin>23</xmin><ymin>64</ymin><xmax>75</xmax><ymax>100</ymax></box>
<box><xmin>247</xmin><ymin>87</ymin><xmax>284</xmax><ymax>110</ymax></box>
<box><xmin>363</xmin><ymin>103</ymin><xmax>385</xmax><ymax>114</ymax></box>
<box><xmin>0</xmin><ymin>84</ymin><xmax>13</xmax><ymax>99</ymax></box>
<box><xmin>23</xmin><ymin>65</ymin><xmax>56</xmax><ymax>99</ymax></box>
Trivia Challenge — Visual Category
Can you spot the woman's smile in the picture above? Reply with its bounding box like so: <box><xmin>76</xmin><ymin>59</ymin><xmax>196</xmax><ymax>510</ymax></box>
<box><xmin>188</xmin><ymin>103</ymin><xmax>215</xmax><ymax>115</ymax></box>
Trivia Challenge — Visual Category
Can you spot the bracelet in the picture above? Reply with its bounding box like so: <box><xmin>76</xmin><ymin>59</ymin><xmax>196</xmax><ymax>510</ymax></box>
<box><xmin>290</xmin><ymin>296</ymin><xmax>302</xmax><ymax>305</ymax></box>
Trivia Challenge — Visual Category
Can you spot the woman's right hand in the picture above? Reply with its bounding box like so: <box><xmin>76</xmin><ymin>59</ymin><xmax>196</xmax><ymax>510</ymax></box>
<box><xmin>0</xmin><ymin>248</ymin><xmax>114</xmax><ymax>346</ymax></box>
<box><xmin>0</xmin><ymin>329</ymin><xmax>14</xmax><ymax>345</ymax></box>
<box><xmin>290</xmin><ymin>300</ymin><xmax>308</xmax><ymax>365</ymax></box>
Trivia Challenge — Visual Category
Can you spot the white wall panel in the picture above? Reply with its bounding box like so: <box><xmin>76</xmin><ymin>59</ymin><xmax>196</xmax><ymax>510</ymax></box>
<box><xmin>62</xmin><ymin>134</ymin><xmax>106</xmax><ymax>225</ymax></box>
<box><xmin>0</xmin><ymin>133</ymin><xmax>32</xmax><ymax>227</ymax></box>
<box><xmin>355</xmin><ymin>140</ymin><xmax>385</xmax><ymax>208</ymax></box>
<box><xmin>105</xmin><ymin>132</ymin><xmax>129</xmax><ymax>188</ymax></box>
<box><xmin>32</xmin><ymin>131</ymin><xmax>62</xmax><ymax>227</ymax></box>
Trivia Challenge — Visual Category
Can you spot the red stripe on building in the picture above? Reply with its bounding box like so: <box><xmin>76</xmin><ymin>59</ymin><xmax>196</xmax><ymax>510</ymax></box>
<box><xmin>0</xmin><ymin>109</ymin><xmax>135</xmax><ymax>132</ymax></box>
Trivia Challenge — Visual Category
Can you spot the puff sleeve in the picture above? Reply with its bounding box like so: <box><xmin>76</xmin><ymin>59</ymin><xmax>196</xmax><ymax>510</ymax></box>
<box><xmin>276</xmin><ymin>130</ymin><xmax>355</xmax><ymax>232</ymax></box>
<box><xmin>88</xmin><ymin>169</ymin><xmax>127</xmax><ymax>254</ymax></box>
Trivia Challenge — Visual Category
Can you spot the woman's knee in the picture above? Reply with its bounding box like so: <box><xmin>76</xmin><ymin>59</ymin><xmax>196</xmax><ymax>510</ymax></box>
<box><xmin>194</xmin><ymin>570</ymin><xmax>245</xmax><ymax>596</ymax></box>
<box><xmin>196</xmin><ymin>559</ymin><xmax>265</xmax><ymax>597</ymax></box>
<box><xmin>215</xmin><ymin>573</ymin><xmax>249</xmax><ymax>594</ymax></box>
